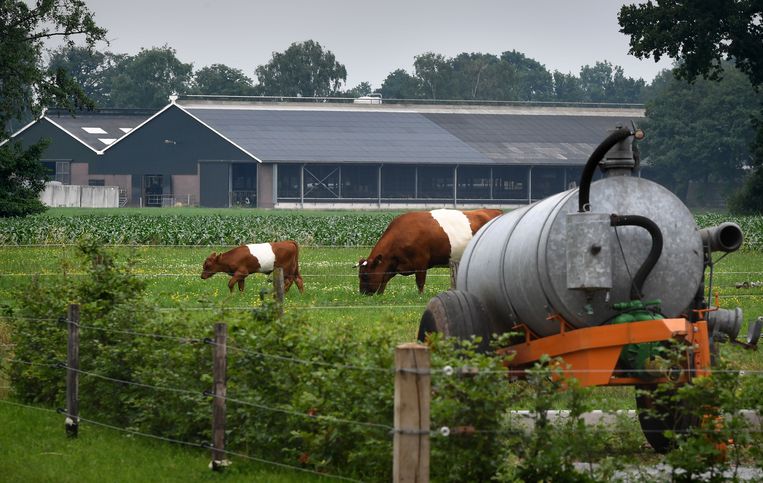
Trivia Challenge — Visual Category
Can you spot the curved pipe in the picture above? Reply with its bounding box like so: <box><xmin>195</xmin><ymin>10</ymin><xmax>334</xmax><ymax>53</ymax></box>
<box><xmin>610</xmin><ymin>214</ymin><xmax>663</xmax><ymax>300</ymax></box>
<box><xmin>578</xmin><ymin>127</ymin><xmax>633</xmax><ymax>212</ymax></box>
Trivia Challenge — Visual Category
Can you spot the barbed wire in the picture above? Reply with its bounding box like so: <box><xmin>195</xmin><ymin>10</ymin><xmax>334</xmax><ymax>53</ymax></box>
<box><xmin>0</xmin><ymin>398</ymin><xmax>59</xmax><ymax>413</ymax></box>
<box><xmin>210</xmin><ymin>392</ymin><xmax>393</xmax><ymax>432</ymax></box>
<box><xmin>65</xmin><ymin>365</ymin><xmax>203</xmax><ymax>397</ymax></box>
<box><xmin>210</xmin><ymin>339</ymin><xmax>394</xmax><ymax>374</ymax></box>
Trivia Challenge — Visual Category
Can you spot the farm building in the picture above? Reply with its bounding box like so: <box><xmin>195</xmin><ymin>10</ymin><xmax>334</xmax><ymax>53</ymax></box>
<box><xmin>7</xmin><ymin>97</ymin><xmax>645</xmax><ymax>208</ymax></box>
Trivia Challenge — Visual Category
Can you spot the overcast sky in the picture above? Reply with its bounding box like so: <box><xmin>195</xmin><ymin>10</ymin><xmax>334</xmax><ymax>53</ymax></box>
<box><xmin>56</xmin><ymin>0</ymin><xmax>673</xmax><ymax>90</ymax></box>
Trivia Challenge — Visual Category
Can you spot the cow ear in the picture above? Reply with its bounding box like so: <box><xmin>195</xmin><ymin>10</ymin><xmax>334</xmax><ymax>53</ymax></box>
<box><xmin>372</xmin><ymin>254</ymin><xmax>383</xmax><ymax>266</ymax></box>
<box><xmin>215</xmin><ymin>253</ymin><xmax>221</xmax><ymax>262</ymax></box>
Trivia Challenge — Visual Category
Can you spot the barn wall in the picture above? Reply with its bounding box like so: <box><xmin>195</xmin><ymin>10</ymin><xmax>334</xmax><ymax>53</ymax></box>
<box><xmin>199</xmin><ymin>162</ymin><xmax>230</xmax><ymax>207</ymax></box>
<box><xmin>95</xmin><ymin>105</ymin><xmax>253</xmax><ymax>175</ymax></box>
<box><xmin>257</xmin><ymin>164</ymin><xmax>274</xmax><ymax>208</ymax></box>
<box><xmin>172</xmin><ymin>174</ymin><xmax>200</xmax><ymax>206</ymax></box>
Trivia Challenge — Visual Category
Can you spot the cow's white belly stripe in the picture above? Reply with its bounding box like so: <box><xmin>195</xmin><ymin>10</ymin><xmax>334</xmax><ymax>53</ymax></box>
<box><xmin>246</xmin><ymin>243</ymin><xmax>276</xmax><ymax>272</ymax></box>
<box><xmin>429</xmin><ymin>209</ymin><xmax>473</xmax><ymax>261</ymax></box>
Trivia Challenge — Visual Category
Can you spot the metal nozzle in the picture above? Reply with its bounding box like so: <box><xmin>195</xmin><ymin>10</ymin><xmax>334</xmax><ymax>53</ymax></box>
<box><xmin>700</xmin><ymin>222</ymin><xmax>744</xmax><ymax>253</ymax></box>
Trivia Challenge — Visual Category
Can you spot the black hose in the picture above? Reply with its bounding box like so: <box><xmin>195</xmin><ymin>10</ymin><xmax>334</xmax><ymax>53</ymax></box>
<box><xmin>578</xmin><ymin>127</ymin><xmax>632</xmax><ymax>212</ymax></box>
<box><xmin>610</xmin><ymin>214</ymin><xmax>663</xmax><ymax>300</ymax></box>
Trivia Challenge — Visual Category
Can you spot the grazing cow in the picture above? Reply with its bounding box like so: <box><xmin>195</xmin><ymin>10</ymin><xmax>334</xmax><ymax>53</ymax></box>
<box><xmin>201</xmin><ymin>240</ymin><xmax>305</xmax><ymax>293</ymax></box>
<box><xmin>357</xmin><ymin>209</ymin><xmax>502</xmax><ymax>294</ymax></box>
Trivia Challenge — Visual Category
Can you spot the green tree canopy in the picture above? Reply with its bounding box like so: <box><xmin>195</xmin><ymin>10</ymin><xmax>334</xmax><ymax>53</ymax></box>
<box><xmin>254</xmin><ymin>40</ymin><xmax>347</xmax><ymax>97</ymax></box>
<box><xmin>552</xmin><ymin>71</ymin><xmax>585</xmax><ymax>102</ymax></box>
<box><xmin>108</xmin><ymin>46</ymin><xmax>193</xmax><ymax>108</ymax></box>
<box><xmin>342</xmin><ymin>81</ymin><xmax>372</xmax><ymax>98</ymax></box>
<box><xmin>379</xmin><ymin>69</ymin><xmax>421</xmax><ymax>99</ymax></box>
<box><xmin>1</xmin><ymin>0</ymin><xmax>106</xmax><ymax>216</ymax></box>
<box><xmin>620</xmin><ymin>0</ymin><xmax>763</xmax><ymax>87</ymax></box>
<box><xmin>619</xmin><ymin>0</ymin><xmax>763</xmax><ymax>212</ymax></box>
<box><xmin>501</xmin><ymin>50</ymin><xmax>554</xmax><ymax>101</ymax></box>
<box><xmin>46</xmin><ymin>45</ymin><xmax>124</xmax><ymax>108</ymax></box>
<box><xmin>640</xmin><ymin>66</ymin><xmax>760</xmax><ymax>198</ymax></box>
<box><xmin>414</xmin><ymin>52</ymin><xmax>450</xmax><ymax>99</ymax></box>
<box><xmin>192</xmin><ymin>64</ymin><xmax>255</xmax><ymax>96</ymax></box>
<box><xmin>579</xmin><ymin>61</ymin><xmax>645</xmax><ymax>103</ymax></box>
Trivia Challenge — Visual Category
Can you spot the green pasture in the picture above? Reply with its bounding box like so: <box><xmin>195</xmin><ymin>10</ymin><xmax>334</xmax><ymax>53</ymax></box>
<box><xmin>1</xmin><ymin>243</ymin><xmax>762</xmax><ymax>371</ymax></box>
<box><xmin>0</xmin><ymin>402</ymin><xmax>327</xmax><ymax>483</ymax></box>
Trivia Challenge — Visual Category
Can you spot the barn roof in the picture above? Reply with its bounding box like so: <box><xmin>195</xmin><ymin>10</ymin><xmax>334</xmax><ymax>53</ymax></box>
<box><xmin>2</xmin><ymin>109</ymin><xmax>152</xmax><ymax>153</ymax></box>
<box><xmin>180</xmin><ymin>100</ymin><xmax>644</xmax><ymax>166</ymax></box>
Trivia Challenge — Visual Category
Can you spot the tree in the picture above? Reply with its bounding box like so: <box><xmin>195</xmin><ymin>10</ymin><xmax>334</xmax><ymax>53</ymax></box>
<box><xmin>379</xmin><ymin>69</ymin><xmax>422</xmax><ymax>99</ymax></box>
<box><xmin>619</xmin><ymin>0</ymin><xmax>763</xmax><ymax>212</ymax></box>
<box><xmin>449</xmin><ymin>52</ymin><xmax>501</xmax><ymax>100</ymax></box>
<box><xmin>639</xmin><ymin>66</ymin><xmax>760</xmax><ymax>199</ymax></box>
<box><xmin>108</xmin><ymin>46</ymin><xmax>193</xmax><ymax>108</ymax></box>
<box><xmin>46</xmin><ymin>45</ymin><xmax>124</xmax><ymax>108</ymax></box>
<box><xmin>192</xmin><ymin>64</ymin><xmax>255</xmax><ymax>96</ymax></box>
<box><xmin>579</xmin><ymin>61</ymin><xmax>645</xmax><ymax>103</ymax></box>
<box><xmin>254</xmin><ymin>40</ymin><xmax>347</xmax><ymax>97</ymax></box>
<box><xmin>552</xmin><ymin>71</ymin><xmax>586</xmax><ymax>102</ymax></box>
<box><xmin>501</xmin><ymin>50</ymin><xmax>554</xmax><ymax>101</ymax></box>
<box><xmin>1</xmin><ymin>0</ymin><xmax>106</xmax><ymax>216</ymax></box>
<box><xmin>620</xmin><ymin>0</ymin><xmax>763</xmax><ymax>87</ymax></box>
<box><xmin>342</xmin><ymin>81</ymin><xmax>372</xmax><ymax>98</ymax></box>
<box><xmin>414</xmin><ymin>52</ymin><xmax>451</xmax><ymax>100</ymax></box>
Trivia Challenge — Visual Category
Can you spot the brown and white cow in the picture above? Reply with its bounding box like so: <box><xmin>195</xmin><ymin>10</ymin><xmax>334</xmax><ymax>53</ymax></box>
<box><xmin>201</xmin><ymin>240</ymin><xmax>305</xmax><ymax>293</ymax></box>
<box><xmin>357</xmin><ymin>209</ymin><xmax>502</xmax><ymax>295</ymax></box>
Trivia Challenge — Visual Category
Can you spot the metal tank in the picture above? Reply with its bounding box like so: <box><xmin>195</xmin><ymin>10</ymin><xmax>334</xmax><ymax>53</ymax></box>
<box><xmin>450</xmin><ymin>127</ymin><xmax>742</xmax><ymax>338</ymax></box>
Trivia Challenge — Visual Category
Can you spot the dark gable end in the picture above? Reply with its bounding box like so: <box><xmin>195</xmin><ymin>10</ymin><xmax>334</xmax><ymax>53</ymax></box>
<box><xmin>9</xmin><ymin>118</ymin><xmax>99</xmax><ymax>164</ymax></box>
<box><xmin>94</xmin><ymin>104</ymin><xmax>254</xmax><ymax>175</ymax></box>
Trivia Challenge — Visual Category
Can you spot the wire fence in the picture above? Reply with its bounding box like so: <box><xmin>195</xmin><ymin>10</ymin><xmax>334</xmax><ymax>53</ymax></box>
<box><xmin>2</xmin><ymin>306</ymin><xmax>763</xmax><ymax>482</ymax></box>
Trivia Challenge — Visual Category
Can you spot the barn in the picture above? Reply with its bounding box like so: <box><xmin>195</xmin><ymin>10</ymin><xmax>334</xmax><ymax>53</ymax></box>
<box><xmin>7</xmin><ymin>97</ymin><xmax>645</xmax><ymax>208</ymax></box>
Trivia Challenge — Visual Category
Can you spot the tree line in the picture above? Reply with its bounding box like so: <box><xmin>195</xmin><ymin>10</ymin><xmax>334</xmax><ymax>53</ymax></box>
<box><xmin>47</xmin><ymin>41</ymin><xmax>649</xmax><ymax>109</ymax></box>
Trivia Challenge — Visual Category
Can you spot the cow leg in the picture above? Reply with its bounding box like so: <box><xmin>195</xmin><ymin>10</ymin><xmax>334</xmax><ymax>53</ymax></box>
<box><xmin>283</xmin><ymin>276</ymin><xmax>293</xmax><ymax>292</ymax></box>
<box><xmin>295</xmin><ymin>272</ymin><xmax>304</xmax><ymax>293</ymax></box>
<box><xmin>228</xmin><ymin>271</ymin><xmax>248</xmax><ymax>292</ymax></box>
<box><xmin>415</xmin><ymin>270</ymin><xmax>427</xmax><ymax>293</ymax></box>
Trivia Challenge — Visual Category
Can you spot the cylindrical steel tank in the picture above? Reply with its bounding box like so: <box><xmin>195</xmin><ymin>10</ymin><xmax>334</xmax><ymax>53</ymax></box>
<box><xmin>457</xmin><ymin>174</ymin><xmax>704</xmax><ymax>338</ymax></box>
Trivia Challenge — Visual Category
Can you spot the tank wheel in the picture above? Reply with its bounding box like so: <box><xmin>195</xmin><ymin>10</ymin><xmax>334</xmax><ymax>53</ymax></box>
<box><xmin>417</xmin><ymin>290</ymin><xmax>493</xmax><ymax>353</ymax></box>
<box><xmin>635</xmin><ymin>384</ymin><xmax>697</xmax><ymax>453</ymax></box>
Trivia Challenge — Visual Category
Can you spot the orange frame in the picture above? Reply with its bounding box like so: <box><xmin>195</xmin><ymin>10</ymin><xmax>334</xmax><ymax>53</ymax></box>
<box><xmin>497</xmin><ymin>318</ymin><xmax>711</xmax><ymax>387</ymax></box>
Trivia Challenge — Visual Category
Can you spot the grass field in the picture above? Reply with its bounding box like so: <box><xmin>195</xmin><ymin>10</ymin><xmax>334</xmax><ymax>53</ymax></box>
<box><xmin>2</xmin><ymin>208</ymin><xmax>763</xmax><ymax>480</ymax></box>
<box><xmin>0</xmin><ymin>401</ymin><xmax>330</xmax><ymax>483</ymax></box>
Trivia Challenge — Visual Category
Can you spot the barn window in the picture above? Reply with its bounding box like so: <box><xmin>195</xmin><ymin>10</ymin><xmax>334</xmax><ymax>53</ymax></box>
<box><xmin>303</xmin><ymin>164</ymin><xmax>340</xmax><ymax>199</ymax></box>
<box><xmin>381</xmin><ymin>166</ymin><xmax>415</xmax><ymax>199</ymax></box>
<box><xmin>341</xmin><ymin>165</ymin><xmax>378</xmax><ymax>199</ymax></box>
<box><xmin>41</xmin><ymin>161</ymin><xmax>71</xmax><ymax>184</ymax></box>
<box><xmin>457</xmin><ymin>166</ymin><xmax>491</xmax><ymax>200</ymax></box>
<box><xmin>418</xmin><ymin>165</ymin><xmax>453</xmax><ymax>200</ymax></box>
<box><xmin>277</xmin><ymin>164</ymin><xmax>301</xmax><ymax>199</ymax></box>
<box><xmin>492</xmin><ymin>166</ymin><xmax>528</xmax><ymax>201</ymax></box>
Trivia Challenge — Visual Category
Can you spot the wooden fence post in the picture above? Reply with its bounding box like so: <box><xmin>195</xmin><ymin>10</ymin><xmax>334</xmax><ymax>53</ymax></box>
<box><xmin>393</xmin><ymin>343</ymin><xmax>431</xmax><ymax>483</ymax></box>
<box><xmin>65</xmin><ymin>303</ymin><xmax>80</xmax><ymax>438</ymax></box>
<box><xmin>449</xmin><ymin>261</ymin><xmax>459</xmax><ymax>290</ymax></box>
<box><xmin>211</xmin><ymin>322</ymin><xmax>228</xmax><ymax>470</ymax></box>
<box><xmin>272</xmin><ymin>267</ymin><xmax>285</xmax><ymax>316</ymax></box>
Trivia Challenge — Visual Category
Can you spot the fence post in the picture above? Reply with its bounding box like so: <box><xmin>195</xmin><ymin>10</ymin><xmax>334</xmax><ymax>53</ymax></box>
<box><xmin>449</xmin><ymin>261</ymin><xmax>459</xmax><ymax>290</ymax></box>
<box><xmin>393</xmin><ymin>343</ymin><xmax>431</xmax><ymax>483</ymax></box>
<box><xmin>65</xmin><ymin>303</ymin><xmax>80</xmax><ymax>438</ymax></box>
<box><xmin>211</xmin><ymin>322</ymin><xmax>228</xmax><ymax>470</ymax></box>
<box><xmin>272</xmin><ymin>267</ymin><xmax>285</xmax><ymax>315</ymax></box>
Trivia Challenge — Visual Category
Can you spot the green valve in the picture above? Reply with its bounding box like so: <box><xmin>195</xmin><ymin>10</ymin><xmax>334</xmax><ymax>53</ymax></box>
<box><xmin>611</xmin><ymin>299</ymin><xmax>665</xmax><ymax>379</ymax></box>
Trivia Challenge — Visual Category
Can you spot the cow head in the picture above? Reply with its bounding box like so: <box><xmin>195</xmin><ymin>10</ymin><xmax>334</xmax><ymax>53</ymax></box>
<box><xmin>356</xmin><ymin>254</ymin><xmax>392</xmax><ymax>295</ymax></box>
<box><xmin>201</xmin><ymin>252</ymin><xmax>222</xmax><ymax>279</ymax></box>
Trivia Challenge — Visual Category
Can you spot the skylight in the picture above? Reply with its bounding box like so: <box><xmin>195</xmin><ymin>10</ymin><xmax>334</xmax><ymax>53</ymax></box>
<box><xmin>98</xmin><ymin>138</ymin><xmax>117</xmax><ymax>145</ymax></box>
<box><xmin>82</xmin><ymin>127</ymin><xmax>107</xmax><ymax>134</ymax></box>
<box><xmin>119</xmin><ymin>128</ymin><xmax>132</xmax><ymax>133</ymax></box>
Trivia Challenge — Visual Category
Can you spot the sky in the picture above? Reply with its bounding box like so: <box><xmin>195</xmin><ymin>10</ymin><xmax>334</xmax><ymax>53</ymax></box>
<box><xmin>52</xmin><ymin>0</ymin><xmax>674</xmax><ymax>90</ymax></box>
